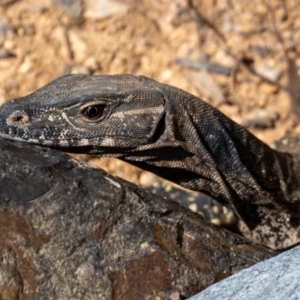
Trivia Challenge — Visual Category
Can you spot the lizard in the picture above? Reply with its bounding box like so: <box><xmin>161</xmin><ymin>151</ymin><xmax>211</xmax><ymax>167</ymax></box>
<box><xmin>0</xmin><ymin>74</ymin><xmax>299</xmax><ymax>250</ymax></box>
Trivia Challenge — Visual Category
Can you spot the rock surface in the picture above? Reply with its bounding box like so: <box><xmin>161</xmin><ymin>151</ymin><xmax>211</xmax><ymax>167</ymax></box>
<box><xmin>0</xmin><ymin>138</ymin><xmax>276</xmax><ymax>299</ymax></box>
<box><xmin>188</xmin><ymin>245</ymin><xmax>300</xmax><ymax>300</ymax></box>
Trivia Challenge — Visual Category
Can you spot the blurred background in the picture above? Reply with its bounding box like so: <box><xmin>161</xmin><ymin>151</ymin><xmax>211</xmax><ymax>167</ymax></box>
<box><xmin>1</xmin><ymin>0</ymin><xmax>300</xmax><ymax>227</ymax></box>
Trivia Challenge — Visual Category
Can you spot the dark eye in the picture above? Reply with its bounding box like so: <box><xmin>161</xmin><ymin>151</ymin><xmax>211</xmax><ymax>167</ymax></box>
<box><xmin>83</xmin><ymin>105</ymin><xmax>105</xmax><ymax>120</ymax></box>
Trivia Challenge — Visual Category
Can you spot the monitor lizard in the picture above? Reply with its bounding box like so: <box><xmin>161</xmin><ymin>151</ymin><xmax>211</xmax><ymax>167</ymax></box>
<box><xmin>0</xmin><ymin>74</ymin><xmax>299</xmax><ymax>250</ymax></box>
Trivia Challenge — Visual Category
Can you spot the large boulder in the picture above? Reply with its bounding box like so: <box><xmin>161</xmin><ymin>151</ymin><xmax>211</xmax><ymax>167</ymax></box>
<box><xmin>0</xmin><ymin>139</ymin><xmax>276</xmax><ymax>299</ymax></box>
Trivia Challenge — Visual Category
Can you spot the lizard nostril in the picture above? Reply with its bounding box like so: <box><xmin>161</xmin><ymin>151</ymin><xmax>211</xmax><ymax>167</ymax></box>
<box><xmin>6</xmin><ymin>111</ymin><xmax>29</xmax><ymax>127</ymax></box>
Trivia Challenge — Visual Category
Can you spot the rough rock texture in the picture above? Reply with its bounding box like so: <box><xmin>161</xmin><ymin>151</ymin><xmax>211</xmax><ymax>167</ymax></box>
<box><xmin>0</xmin><ymin>138</ymin><xmax>276</xmax><ymax>299</ymax></box>
<box><xmin>188</xmin><ymin>245</ymin><xmax>300</xmax><ymax>300</ymax></box>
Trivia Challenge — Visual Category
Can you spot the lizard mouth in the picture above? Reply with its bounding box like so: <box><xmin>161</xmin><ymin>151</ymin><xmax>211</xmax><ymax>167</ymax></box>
<box><xmin>0</xmin><ymin>132</ymin><xmax>132</xmax><ymax>157</ymax></box>
<box><xmin>0</xmin><ymin>132</ymin><xmax>56</xmax><ymax>146</ymax></box>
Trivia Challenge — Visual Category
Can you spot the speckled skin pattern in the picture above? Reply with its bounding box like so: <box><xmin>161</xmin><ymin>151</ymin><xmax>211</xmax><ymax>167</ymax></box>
<box><xmin>0</xmin><ymin>74</ymin><xmax>300</xmax><ymax>250</ymax></box>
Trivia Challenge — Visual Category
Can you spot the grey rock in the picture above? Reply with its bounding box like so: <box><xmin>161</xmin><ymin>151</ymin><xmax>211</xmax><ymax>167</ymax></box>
<box><xmin>252</xmin><ymin>45</ymin><xmax>269</xmax><ymax>58</ymax></box>
<box><xmin>52</xmin><ymin>0</ymin><xmax>82</xmax><ymax>18</ymax></box>
<box><xmin>241</xmin><ymin>109</ymin><xmax>278</xmax><ymax>129</ymax></box>
<box><xmin>257</xmin><ymin>65</ymin><xmax>280</xmax><ymax>82</ymax></box>
<box><xmin>175</xmin><ymin>58</ymin><xmax>232</xmax><ymax>76</ymax></box>
<box><xmin>188</xmin><ymin>245</ymin><xmax>300</xmax><ymax>300</ymax></box>
<box><xmin>0</xmin><ymin>138</ymin><xmax>276</xmax><ymax>299</ymax></box>
<box><xmin>189</xmin><ymin>70</ymin><xmax>225</xmax><ymax>105</ymax></box>
<box><xmin>0</xmin><ymin>13</ymin><xmax>14</xmax><ymax>38</ymax></box>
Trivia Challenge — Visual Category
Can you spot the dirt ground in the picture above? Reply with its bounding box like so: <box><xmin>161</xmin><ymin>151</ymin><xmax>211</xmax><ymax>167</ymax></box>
<box><xmin>1</xmin><ymin>0</ymin><xmax>300</xmax><ymax>210</ymax></box>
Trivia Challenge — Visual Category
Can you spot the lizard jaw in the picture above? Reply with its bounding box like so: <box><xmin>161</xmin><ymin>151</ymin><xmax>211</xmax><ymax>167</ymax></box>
<box><xmin>0</xmin><ymin>132</ymin><xmax>56</xmax><ymax>146</ymax></box>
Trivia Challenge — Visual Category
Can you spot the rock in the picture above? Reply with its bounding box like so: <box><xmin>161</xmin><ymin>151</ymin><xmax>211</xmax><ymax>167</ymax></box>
<box><xmin>18</xmin><ymin>58</ymin><xmax>33</xmax><ymax>74</ymax></box>
<box><xmin>0</xmin><ymin>139</ymin><xmax>276</xmax><ymax>299</ymax></box>
<box><xmin>175</xmin><ymin>58</ymin><xmax>232</xmax><ymax>76</ymax></box>
<box><xmin>3</xmin><ymin>39</ymin><xmax>15</xmax><ymax>51</ymax></box>
<box><xmin>241</xmin><ymin>109</ymin><xmax>278</xmax><ymax>129</ymax></box>
<box><xmin>71</xmin><ymin>65</ymin><xmax>91</xmax><ymax>74</ymax></box>
<box><xmin>51</xmin><ymin>0</ymin><xmax>82</xmax><ymax>18</ymax></box>
<box><xmin>257</xmin><ymin>65</ymin><xmax>280</xmax><ymax>82</ymax></box>
<box><xmin>169</xmin><ymin>291</ymin><xmax>181</xmax><ymax>300</ymax></box>
<box><xmin>84</xmin><ymin>56</ymin><xmax>99</xmax><ymax>71</ymax></box>
<box><xmin>188</xmin><ymin>245</ymin><xmax>300</xmax><ymax>300</ymax></box>
<box><xmin>0</xmin><ymin>47</ymin><xmax>14</xmax><ymax>58</ymax></box>
<box><xmin>84</xmin><ymin>0</ymin><xmax>128</xmax><ymax>20</ymax></box>
<box><xmin>139</xmin><ymin>171</ymin><xmax>158</xmax><ymax>187</ymax></box>
<box><xmin>252</xmin><ymin>44</ymin><xmax>269</xmax><ymax>58</ymax></box>
<box><xmin>214</xmin><ymin>50</ymin><xmax>235</xmax><ymax>69</ymax></box>
<box><xmin>0</xmin><ymin>13</ymin><xmax>14</xmax><ymax>38</ymax></box>
<box><xmin>189</xmin><ymin>70</ymin><xmax>225</xmax><ymax>106</ymax></box>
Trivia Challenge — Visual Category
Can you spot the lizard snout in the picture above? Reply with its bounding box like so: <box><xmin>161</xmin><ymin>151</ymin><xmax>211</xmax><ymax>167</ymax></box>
<box><xmin>6</xmin><ymin>111</ymin><xmax>29</xmax><ymax>128</ymax></box>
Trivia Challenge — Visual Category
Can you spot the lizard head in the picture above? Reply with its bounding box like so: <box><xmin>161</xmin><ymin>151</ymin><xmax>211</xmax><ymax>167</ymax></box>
<box><xmin>0</xmin><ymin>74</ymin><xmax>167</xmax><ymax>154</ymax></box>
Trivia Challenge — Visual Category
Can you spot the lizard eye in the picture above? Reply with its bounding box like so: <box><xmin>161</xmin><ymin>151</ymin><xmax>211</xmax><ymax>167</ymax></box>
<box><xmin>83</xmin><ymin>105</ymin><xmax>105</xmax><ymax>120</ymax></box>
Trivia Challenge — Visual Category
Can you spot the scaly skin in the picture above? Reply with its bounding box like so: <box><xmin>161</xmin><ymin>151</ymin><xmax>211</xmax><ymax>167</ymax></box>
<box><xmin>0</xmin><ymin>74</ymin><xmax>300</xmax><ymax>249</ymax></box>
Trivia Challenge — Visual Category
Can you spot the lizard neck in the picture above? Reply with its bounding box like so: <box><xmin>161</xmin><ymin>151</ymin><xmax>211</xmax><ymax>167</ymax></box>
<box><xmin>124</xmin><ymin>95</ymin><xmax>300</xmax><ymax>249</ymax></box>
